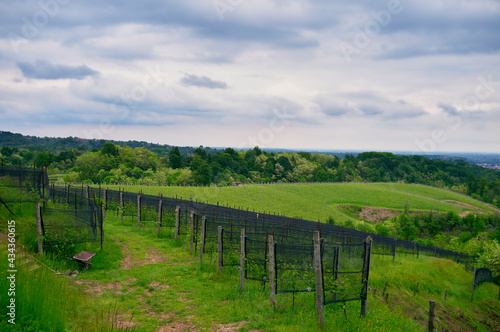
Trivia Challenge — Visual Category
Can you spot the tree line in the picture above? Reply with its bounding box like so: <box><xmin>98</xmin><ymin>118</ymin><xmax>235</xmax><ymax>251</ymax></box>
<box><xmin>1</xmin><ymin>142</ymin><xmax>500</xmax><ymax>209</ymax></box>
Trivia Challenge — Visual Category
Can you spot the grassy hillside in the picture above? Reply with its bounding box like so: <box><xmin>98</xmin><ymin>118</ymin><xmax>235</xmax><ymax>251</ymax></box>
<box><xmin>2</xmin><ymin>208</ymin><xmax>498</xmax><ymax>331</ymax></box>
<box><xmin>100</xmin><ymin>182</ymin><xmax>496</xmax><ymax>228</ymax></box>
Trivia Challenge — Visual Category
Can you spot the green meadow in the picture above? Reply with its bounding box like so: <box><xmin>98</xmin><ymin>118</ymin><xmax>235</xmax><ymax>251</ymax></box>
<box><xmin>1</xmin><ymin>182</ymin><xmax>499</xmax><ymax>331</ymax></box>
<box><xmin>100</xmin><ymin>182</ymin><xmax>496</xmax><ymax>228</ymax></box>
<box><xmin>2</xmin><ymin>209</ymin><xmax>498</xmax><ymax>331</ymax></box>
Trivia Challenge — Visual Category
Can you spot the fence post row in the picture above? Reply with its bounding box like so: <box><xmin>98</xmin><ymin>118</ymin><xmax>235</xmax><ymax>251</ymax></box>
<box><xmin>137</xmin><ymin>194</ymin><xmax>141</xmax><ymax>228</ymax></box>
<box><xmin>218</xmin><ymin>226</ymin><xmax>223</xmax><ymax>276</ymax></box>
<box><xmin>100</xmin><ymin>202</ymin><xmax>104</xmax><ymax>250</ymax></box>
<box><xmin>428</xmin><ymin>300</ymin><xmax>435</xmax><ymax>332</ymax></box>
<box><xmin>199</xmin><ymin>216</ymin><xmax>206</xmax><ymax>263</ymax></box>
<box><xmin>471</xmin><ymin>267</ymin><xmax>477</xmax><ymax>302</ymax></box>
<box><xmin>175</xmin><ymin>206</ymin><xmax>180</xmax><ymax>241</ymax></box>
<box><xmin>190</xmin><ymin>211</ymin><xmax>196</xmax><ymax>255</ymax></box>
<box><xmin>120</xmin><ymin>191</ymin><xmax>124</xmax><ymax>222</ymax></box>
<box><xmin>35</xmin><ymin>202</ymin><xmax>43</xmax><ymax>255</ymax></box>
<box><xmin>393</xmin><ymin>238</ymin><xmax>397</xmax><ymax>261</ymax></box>
<box><xmin>158</xmin><ymin>195</ymin><xmax>163</xmax><ymax>236</ymax></box>
<box><xmin>268</xmin><ymin>234</ymin><xmax>276</xmax><ymax>309</ymax></box>
<box><xmin>103</xmin><ymin>189</ymin><xmax>107</xmax><ymax>219</ymax></box>
<box><xmin>240</xmin><ymin>228</ymin><xmax>245</xmax><ymax>294</ymax></box>
<box><xmin>66</xmin><ymin>184</ymin><xmax>70</xmax><ymax>204</ymax></box>
<box><xmin>313</xmin><ymin>231</ymin><xmax>324</xmax><ymax>328</ymax></box>
<box><xmin>360</xmin><ymin>236</ymin><xmax>373</xmax><ymax>317</ymax></box>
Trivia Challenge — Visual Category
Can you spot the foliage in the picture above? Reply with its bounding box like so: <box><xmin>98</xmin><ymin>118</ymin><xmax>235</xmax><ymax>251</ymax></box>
<box><xmin>476</xmin><ymin>240</ymin><xmax>500</xmax><ymax>280</ymax></box>
<box><xmin>3</xmin><ymin>133</ymin><xmax>500</xmax><ymax>210</ymax></box>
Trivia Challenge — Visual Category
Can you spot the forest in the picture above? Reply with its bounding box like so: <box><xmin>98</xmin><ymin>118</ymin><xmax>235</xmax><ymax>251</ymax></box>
<box><xmin>2</xmin><ymin>140</ymin><xmax>500</xmax><ymax>208</ymax></box>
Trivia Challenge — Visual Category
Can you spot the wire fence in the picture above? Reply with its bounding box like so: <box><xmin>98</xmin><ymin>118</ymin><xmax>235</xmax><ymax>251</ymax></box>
<box><xmin>0</xmin><ymin>167</ymin><xmax>103</xmax><ymax>249</ymax></box>
<box><xmin>75</xmin><ymin>184</ymin><xmax>475</xmax><ymax>270</ymax></box>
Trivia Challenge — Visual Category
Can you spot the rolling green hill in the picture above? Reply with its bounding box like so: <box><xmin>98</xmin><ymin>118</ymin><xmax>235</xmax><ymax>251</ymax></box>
<box><xmin>101</xmin><ymin>182</ymin><xmax>496</xmax><ymax>227</ymax></box>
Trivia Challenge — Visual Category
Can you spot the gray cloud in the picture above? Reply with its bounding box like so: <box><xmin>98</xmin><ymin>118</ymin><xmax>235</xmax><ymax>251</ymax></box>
<box><xmin>180</xmin><ymin>74</ymin><xmax>228</xmax><ymax>89</ymax></box>
<box><xmin>17</xmin><ymin>60</ymin><xmax>98</xmax><ymax>80</ymax></box>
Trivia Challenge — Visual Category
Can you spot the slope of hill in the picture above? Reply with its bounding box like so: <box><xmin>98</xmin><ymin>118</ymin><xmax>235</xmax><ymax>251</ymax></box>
<box><xmin>103</xmin><ymin>182</ymin><xmax>496</xmax><ymax>224</ymax></box>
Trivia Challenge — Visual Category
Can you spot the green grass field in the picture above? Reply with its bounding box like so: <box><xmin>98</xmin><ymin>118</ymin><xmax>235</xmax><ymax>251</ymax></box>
<box><xmin>99</xmin><ymin>182</ymin><xmax>496</xmax><ymax>229</ymax></box>
<box><xmin>1</xmin><ymin>180</ymin><xmax>499</xmax><ymax>331</ymax></box>
<box><xmin>3</xmin><ymin>210</ymin><xmax>498</xmax><ymax>331</ymax></box>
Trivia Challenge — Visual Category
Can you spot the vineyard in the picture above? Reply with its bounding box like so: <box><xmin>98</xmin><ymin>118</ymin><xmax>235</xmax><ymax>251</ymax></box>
<box><xmin>1</xmin><ymin>167</ymin><xmax>499</xmax><ymax>331</ymax></box>
<box><xmin>98</xmin><ymin>182</ymin><xmax>496</xmax><ymax>229</ymax></box>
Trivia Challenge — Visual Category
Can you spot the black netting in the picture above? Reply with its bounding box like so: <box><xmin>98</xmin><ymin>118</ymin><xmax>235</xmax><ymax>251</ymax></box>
<box><xmin>275</xmin><ymin>241</ymin><xmax>315</xmax><ymax>294</ymax></box>
<box><xmin>474</xmin><ymin>268</ymin><xmax>493</xmax><ymax>288</ymax></box>
<box><xmin>42</xmin><ymin>207</ymin><xmax>102</xmax><ymax>247</ymax></box>
<box><xmin>45</xmin><ymin>184</ymin><xmax>104</xmax><ymax>247</ymax></box>
<box><xmin>0</xmin><ymin>165</ymin><xmax>49</xmax><ymax>205</ymax></box>
<box><xmin>245</xmin><ymin>235</ymin><xmax>269</xmax><ymax>283</ymax></box>
<box><xmin>72</xmin><ymin>185</ymin><xmax>475</xmax><ymax>272</ymax></box>
<box><xmin>323</xmin><ymin>242</ymin><xmax>366</xmax><ymax>304</ymax></box>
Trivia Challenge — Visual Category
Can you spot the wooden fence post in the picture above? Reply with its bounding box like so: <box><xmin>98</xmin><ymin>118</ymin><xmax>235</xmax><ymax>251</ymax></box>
<box><xmin>137</xmin><ymin>194</ymin><xmax>141</xmax><ymax>228</ymax></box>
<box><xmin>333</xmin><ymin>246</ymin><xmax>340</xmax><ymax>302</ymax></box>
<box><xmin>120</xmin><ymin>191</ymin><xmax>124</xmax><ymax>223</ymax></box>
<box><xmin>361</xmin><ymin>236</ymin><xmax>373</xmax><ymax>317</ymax></box>
<box><xmin>313</xmin><ymin>231</ymin><xmax>324</xmax><ymax>328</ymax></box>
<box><xmin>199</xmin><ymin>216</ymin><xmax>206</xmax><ymax>263</ymax></box>
<box><xmin>471</xmin><ymin>267</ymin><xmax>477</xmax><ymax>302</ymax></box>
<box><xmin>240</xmin><ymin>228</ymin><xmax>245</xmax><ymax>294</ymax></box>
<box><xmin>428</xmin><ymin>300</ymin><xmax>435</xmax><ymax>332</ymax></box>
<box><xmin>66</xmin><ymin>184</ymin><xmax>70</xmax><ymax>204</ymax></box>
<box><xmin>103</xmin><ymin>189</ymin><xmax>107</xmax><ymax>219</ymax></box>
<box><xmin>35</xmin><ymin>202</ymin><xmax>43</xmax><ymax>255</ymax></box>
<box><xmin>218</xmin><ymin>226</ymin><xmax>223</xmax><ymax>276</ymax></box>
<box><xmin>100</xmin><ymin>202</ymin><xmax>104</xmax><ymax>250</ymax></box>
<box><xmin>190</xmin><ymin>211</ymin><xmax>195</xmax><ymax>255</ymax></box>
<box><xmin>175</xmin><ymin>206</ymin><xmax>180</xmax><ymax>241</ymax></box>
<box><xmin>158</xmin><ymin>195</ymin><xmax>163</xmax><ymax>236</ymax></box>
<box><xmin>269</xmin><ymin>234</ymin><xmax>276</xmax><ymax>309</ymax></box>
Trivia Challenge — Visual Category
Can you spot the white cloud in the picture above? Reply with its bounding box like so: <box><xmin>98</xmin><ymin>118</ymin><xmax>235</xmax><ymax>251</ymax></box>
<box><xmin>0</xmin><ymin>0</ymin><xmax>499</xmax><ymax>152</ymax></box>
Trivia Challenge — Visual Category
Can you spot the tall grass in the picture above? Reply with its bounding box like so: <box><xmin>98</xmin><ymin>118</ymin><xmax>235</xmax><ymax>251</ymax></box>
<box><xmin>0</xmin><ymin>248</ymin><xmax>75</xmax><ymax>331</ymax></box>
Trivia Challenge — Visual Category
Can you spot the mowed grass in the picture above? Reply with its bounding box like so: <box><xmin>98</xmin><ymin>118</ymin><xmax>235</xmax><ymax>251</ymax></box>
<box><xmin>101</xmin><ymin>183</ymin><xmax>495</xmax><ymax>226</ymax></box>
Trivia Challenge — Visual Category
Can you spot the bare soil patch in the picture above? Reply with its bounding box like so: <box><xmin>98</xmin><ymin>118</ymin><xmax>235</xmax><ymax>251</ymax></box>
<box><xmin>215</xmin><ymin>321</ymin><xmax>248</xmax><ymax>332</ymax></box>
<box><xmin>74</xmin><ymin>280</ymin><xmax>136</xmax><ymax>296</ymax></box>
<box><xmin>157</xmin><ymin>321</ymin><xmax>197</xmax><ymax>331</ymax></box>
<box><xmin>339</xmin><ymin>205</ymin><xmax>403</xmax><ymax>223</ymax></box>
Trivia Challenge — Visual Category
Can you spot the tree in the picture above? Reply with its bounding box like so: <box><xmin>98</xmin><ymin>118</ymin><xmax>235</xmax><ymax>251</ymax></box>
<box><xmin>193</xmin><ymin>161</ymin><xmax>211</xmax><ymax>185</ymax></box>
<box><xmin>1</xmin><ymin>146</ymin><xmax>13</xmax><ymax>157</ymax></box>
<box><xmin>397</xmin><ymin>212</ymin><xmax>417</xmax><ymax>241</ymax></box>
<box><xmin>101</xmin><ymin>142</ymin><xmax>119</xmax><ymax>157</ymax></box>
<box><xmin>169</xmin><ymin>147</ymin><xmax>182</xmax><ymax>169</ymax></box>
<box><xmin>34</xmin><ymin>151</ymin><xmax>54</xmax><ymax>167</ymax></box>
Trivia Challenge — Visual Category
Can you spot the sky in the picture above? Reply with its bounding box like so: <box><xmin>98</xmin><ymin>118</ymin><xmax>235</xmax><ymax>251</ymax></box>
<box><xmin>1</xmin><ymin>0</ymin><xmax>499</xmax><ymax>153</ymax></box>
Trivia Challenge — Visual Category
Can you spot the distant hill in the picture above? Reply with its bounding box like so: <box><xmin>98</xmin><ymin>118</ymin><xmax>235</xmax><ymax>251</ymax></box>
<box><xmin>0</xmin><ymin>131</ymin><xmax>218</xmax><ymax>157</ymax></box>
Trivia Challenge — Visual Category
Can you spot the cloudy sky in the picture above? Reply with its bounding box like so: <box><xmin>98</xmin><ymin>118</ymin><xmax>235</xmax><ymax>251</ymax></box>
<box><xmin>1</xmin><ymin>0</ymin><xmax>499</xmax><ymax>152</ymax></box>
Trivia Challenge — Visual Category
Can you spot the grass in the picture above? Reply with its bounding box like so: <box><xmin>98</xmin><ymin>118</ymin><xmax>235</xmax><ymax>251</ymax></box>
<box><xmin>73</xmin><ymin>213</ymin><xmax>425</xmax><ymax>331</ymax></box>
<box><xmin>1</xmin><ymin>182</ymin><xmax>499</xmax><ymax>331</ymax></box>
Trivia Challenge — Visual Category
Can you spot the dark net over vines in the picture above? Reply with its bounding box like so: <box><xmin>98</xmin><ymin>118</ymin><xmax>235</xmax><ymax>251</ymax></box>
<box><xmin>79</xmin><ymin>184</ymin><xmax>476</xmax><ymax>272</ymax></box>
